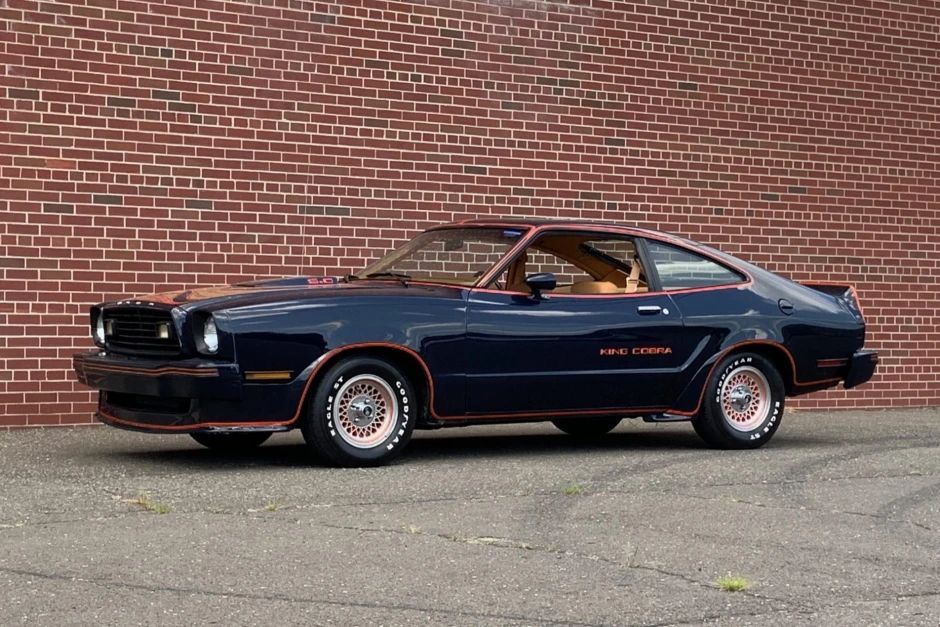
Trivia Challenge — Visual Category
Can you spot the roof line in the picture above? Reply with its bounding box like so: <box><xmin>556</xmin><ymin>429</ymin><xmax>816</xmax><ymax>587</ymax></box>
<box><xmin>439</xmin><ymin>217</ymin><xmax>667</xmax><ymax>237</ymax></box>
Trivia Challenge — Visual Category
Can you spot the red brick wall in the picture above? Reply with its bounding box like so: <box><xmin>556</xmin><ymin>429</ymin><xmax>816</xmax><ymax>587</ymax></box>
<box><xmin>1</xmin><ymin>0</ymin><xmax>938</xmax><ymax>427</ymax></box>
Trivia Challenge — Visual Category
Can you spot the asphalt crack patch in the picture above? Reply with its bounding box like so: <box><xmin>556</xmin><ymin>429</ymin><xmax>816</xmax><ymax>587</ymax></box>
<box><xmin>645</xmin><ymin>589</ymin><xmax>940</xmax><ymax>627</ymax></box>
<box><xmin>318</xmin><ymin>522</ymin><xmax>799</xmax><ymax>612</ymax></box>
<box><xmin>0</xmin><ymin>565</ymin><xmax>607</xmax><ymax>627</ymax></box>
<box><xmin>672</xmin><ymin>491</ymin><xmax>934</xmax><ymax>531</ymax></box>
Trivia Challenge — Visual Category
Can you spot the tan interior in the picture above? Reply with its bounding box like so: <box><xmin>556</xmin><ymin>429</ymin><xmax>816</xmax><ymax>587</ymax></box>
<box><xmin>505</xmin><ymin>252</ymin><xmax>529</xmax><ymax>292</ymax></box>
<box><xmin>627</xmin><ymin>257</ymin><xmax>642</xmax><ymax>293</ymax></box>
<box><xmin>499</xmin><ymin>234</ymin><xmax>649</xmax><ymax>295</ymax></box>
<box><xmin>568</xmin><ymin>281</ymin><xmax>620</xmax><ymax>294</ymax></box>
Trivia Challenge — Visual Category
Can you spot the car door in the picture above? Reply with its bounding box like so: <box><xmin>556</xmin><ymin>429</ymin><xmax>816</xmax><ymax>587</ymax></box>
<box><xmin>463</xmin><ymin>232</ymin><xmax>708</xmax><ymax>416</ymax></box>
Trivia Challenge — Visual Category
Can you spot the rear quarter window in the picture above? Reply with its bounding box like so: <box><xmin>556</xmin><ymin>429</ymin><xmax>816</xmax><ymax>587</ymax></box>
<box><xmin>645</xmin><ymin>240</ymin><xmax>745</xmax><ymax>291</ymax></box>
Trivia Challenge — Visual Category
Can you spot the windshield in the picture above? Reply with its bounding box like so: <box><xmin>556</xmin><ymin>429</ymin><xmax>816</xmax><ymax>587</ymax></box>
<box><xmin>358</xmin><ymin>227</ymin><xmax>527</xmax><ymax>286</ymax></box>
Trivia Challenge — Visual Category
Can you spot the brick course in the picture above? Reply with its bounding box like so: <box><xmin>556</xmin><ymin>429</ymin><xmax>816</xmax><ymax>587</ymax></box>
<box><xmin>1</xmin><ymin>0</ymin><xmax>937</xmax><ymax>427</ymax></box>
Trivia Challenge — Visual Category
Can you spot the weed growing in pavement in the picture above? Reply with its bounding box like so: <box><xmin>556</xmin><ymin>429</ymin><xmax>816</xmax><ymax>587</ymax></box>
<box><xmin>129</xmin><ymin>494</ymin><xmax>171</xmax><ymax>514</ymax></box>
<box><xmin>716</xmin><ymin>576</ymin><xmax>750</xmax><ymax>592</ymax></box>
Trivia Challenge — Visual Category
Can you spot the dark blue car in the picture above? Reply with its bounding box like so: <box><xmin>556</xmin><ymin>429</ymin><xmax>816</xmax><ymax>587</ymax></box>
<box><xmin>74</xmin><ymin>219</ymin><xmax>878</xmax><ymax>466</ymax></box>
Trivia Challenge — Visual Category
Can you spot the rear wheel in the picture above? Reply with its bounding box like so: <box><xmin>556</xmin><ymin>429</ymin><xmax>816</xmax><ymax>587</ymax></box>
<box><xmin>302</xmin><ymin>357</ymin><xmax>416</xmax><ymax>467</ymax></box>
<box><xmin>692</xmin><ymin>352</ymin><xmax>785</xmax><ymax>449</ymax></box>
<box><xmin>552</xmin><ymin>417</ymin><xmax>622</xmax><ymax>437</ymax></box>
<box><xmin>190</xmin><ymin>431</ymin><xmax>271</xmax><ymax>452</ymax></box>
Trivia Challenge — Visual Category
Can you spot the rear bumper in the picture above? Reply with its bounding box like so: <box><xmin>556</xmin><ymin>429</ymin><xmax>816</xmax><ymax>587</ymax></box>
<box><xmin>844</xmin><ymin>350</ymin><xmax>879</xmax><ymax>389</ymax></box>
<box><xmin>73</xmin><ymin>351</ymin><xmax>307</xmax><ymax>432</ymax></box>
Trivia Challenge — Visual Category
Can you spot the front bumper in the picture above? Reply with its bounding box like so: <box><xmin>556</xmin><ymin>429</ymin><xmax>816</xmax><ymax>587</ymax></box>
<box><xmin>73</xmin><ymin>351</ymin><xmax>306</xmax><ymax>432</ymax></box>
<box><xmin>74</xmin><ymin>351</ymin><xmax>242</xmax><ymax>400</ymax></box>
<box><xmin>844</xmin><ymin>350</ymin><xmax>879</xmax><ymax>389</ymax></box>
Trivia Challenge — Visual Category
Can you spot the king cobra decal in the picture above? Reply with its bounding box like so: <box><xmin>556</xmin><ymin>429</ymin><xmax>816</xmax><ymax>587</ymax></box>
<box><xmin>600</xmin><ymin>347</ymin><xmax>673</xmax><ymax>356</ymax></box>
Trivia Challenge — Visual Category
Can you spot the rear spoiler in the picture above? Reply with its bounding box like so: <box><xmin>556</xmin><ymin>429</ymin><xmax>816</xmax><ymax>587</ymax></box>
<box><xmin>801</xmin><ymin>282</ymin><xmax>865</xmax><ymax>321</ymax></box>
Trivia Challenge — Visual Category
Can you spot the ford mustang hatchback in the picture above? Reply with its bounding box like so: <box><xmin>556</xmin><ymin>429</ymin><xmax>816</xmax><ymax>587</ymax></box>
<box><xmin>74</xmin><ymin>219</ymin><xmax>878</xmax><ymax>466</ymax></box>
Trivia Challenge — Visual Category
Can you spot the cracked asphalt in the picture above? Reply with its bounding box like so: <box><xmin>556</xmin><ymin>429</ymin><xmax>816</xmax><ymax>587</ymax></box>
<box><xmin>1</xmin><ymin>408</ymin><xmax>938</xmax><ymax>626</ymax></box>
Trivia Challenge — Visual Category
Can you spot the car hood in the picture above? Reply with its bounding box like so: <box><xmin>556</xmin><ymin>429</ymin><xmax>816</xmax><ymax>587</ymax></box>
<box><xmin>128</xmin><ymin>277</ymin><xmax>467</xmax><ymax>312</ymax></box>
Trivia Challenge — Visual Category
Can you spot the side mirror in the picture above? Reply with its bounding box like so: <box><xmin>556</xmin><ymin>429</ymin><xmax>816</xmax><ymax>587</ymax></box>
<box><xmin>525</xmin><ymin>272</ymin><xmax>556</xmax><ymax>299</ymax></box>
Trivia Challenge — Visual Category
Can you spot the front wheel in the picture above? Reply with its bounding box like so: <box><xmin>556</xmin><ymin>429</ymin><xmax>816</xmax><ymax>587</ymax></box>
<box><xmin>692</xmin><ymin>352</ymin><xmax>785</xmax><ymax>449</ymax></box>
<box><xmin>302</xmin><ymin>357</ymin><xmax>417</xmax><ymax>467</ymax></box>
<box><xmin>190</xmin><ymin>431</ymin><xmax>271</xmax><ymax>452</ymax></box>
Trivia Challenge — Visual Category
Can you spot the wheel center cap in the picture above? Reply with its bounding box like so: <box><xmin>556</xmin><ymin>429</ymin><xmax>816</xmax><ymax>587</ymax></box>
<box><xmin>729</xmin><ymin>384</ymin><xmax>753</xmax><ymax>412</ymax></box>
<box><xmin>349</xmin><ymin>396</ymin><xmax>376</xmax><ymax>426</ymax></box>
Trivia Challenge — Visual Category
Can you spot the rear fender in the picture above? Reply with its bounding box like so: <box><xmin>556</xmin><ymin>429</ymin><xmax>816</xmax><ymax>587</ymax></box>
<box><xmin>801</xmin><ymin>282</ymin><xmax>865</xmax><ymax>323</ymax></box>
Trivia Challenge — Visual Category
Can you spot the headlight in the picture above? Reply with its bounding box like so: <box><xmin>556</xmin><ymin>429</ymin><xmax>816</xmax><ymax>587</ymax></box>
<box><xmin>94</xmin><ymin>313</ymin><xmax>106</xmax><ymax>345</ymax></box>
<box><xmin>202</xmin><ymin>317</ymin><xmax>219</xmax><ymax>353</ymax></box>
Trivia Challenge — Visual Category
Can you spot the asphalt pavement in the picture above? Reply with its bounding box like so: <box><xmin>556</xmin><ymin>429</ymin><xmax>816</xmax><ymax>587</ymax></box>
<box><xmin>1</xmin><ymin>408</ymin><xmax>938</xmax><ymax>626</ymax></box>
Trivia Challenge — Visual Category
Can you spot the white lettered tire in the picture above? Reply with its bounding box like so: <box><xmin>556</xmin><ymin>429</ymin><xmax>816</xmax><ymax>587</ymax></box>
<box><xmin>302</xmin><ymin>356</ymin><xmax>416</xmax><ymax>467</ymax></box>
<box><xmin>692</xmin><ymin>352</ymin><xmax>785</xmax><ymax>449</ymax></box>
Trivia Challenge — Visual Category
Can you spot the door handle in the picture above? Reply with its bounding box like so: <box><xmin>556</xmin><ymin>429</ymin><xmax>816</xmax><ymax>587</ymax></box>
<box><xmin>637</xmin><ymin>305</ymin><xmax>663</xmax><ymax>315</ymax></box>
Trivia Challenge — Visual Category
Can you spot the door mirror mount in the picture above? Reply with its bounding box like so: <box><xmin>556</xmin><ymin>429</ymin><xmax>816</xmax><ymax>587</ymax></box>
<box><xmin>525</xmin><ymin>272</ymin><xmax>557</xmax><ymax>299</ymax></box>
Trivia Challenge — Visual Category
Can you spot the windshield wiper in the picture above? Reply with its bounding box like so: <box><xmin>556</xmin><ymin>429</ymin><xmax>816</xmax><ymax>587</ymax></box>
<box><xmin>365</xmin><ymin>271</ymin><xmax>411</xmax><ymax>286</ymax></box>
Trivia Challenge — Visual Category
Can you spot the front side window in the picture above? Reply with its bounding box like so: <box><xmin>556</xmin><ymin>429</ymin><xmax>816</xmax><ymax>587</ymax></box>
<box><xmin>491</xmin><ymin>232</ymin><xmax>650</xmax><ymax>294</ymax></box>
<box><xmin>358</xmin><ymin>227</ymin><xmax>525</xmax><ymax>286</ymax></box>
<box><xmin>645</xmin><ymin>240</ymin><xmax>744</xmax><ymax>290</ymax></box>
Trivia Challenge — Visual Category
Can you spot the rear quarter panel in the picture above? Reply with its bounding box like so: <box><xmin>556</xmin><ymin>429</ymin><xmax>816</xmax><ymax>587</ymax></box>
<box><xmin>666</xmin><ymin>265</ymin><xmax>865</xmax><ymax>413</ymax></box>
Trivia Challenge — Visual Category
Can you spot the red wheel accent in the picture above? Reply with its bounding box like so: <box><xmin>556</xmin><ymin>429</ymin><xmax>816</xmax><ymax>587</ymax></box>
<box><xmin>719</xmin><ymin>365</ymin><xmax>771</xmax><ymax>432</ymax></box>
<box><xmin>333</xmin><ymin>374</ymin><xmax>398</xmax><ymax>448</ymax></box>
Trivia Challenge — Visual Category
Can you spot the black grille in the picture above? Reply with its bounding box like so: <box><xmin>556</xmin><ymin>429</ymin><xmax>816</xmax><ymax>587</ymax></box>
<box><xmin>103</xmin><ymin>307</ymin><xmax>180</xmax><ymax>355</ymax></box>
<box><xmin>105</xmin><ymin>391</ymin><xmax>191</xmax><ymax>414</ymax></box>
